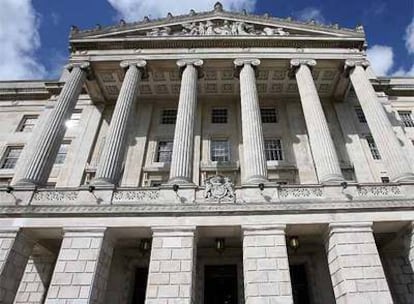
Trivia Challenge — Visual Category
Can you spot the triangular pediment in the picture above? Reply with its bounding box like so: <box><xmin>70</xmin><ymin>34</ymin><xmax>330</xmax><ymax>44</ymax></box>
<box><xmin>71</xmin><ymin>9</ymin><xmax>364</xmax><ymax>41</ymax></box>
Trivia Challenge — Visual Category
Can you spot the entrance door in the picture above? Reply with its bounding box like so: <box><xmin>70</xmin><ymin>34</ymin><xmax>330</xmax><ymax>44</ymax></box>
<box><xmin>204</xmin><ymin>264</ymin><xmax>238</xmax><ymax>304</ymax></box>
<box><xmin>290</xmin><ymin>264</ymin><xmax>311</xmax><ymax>304</ymax></box>
<box><xmin>131</xmin><ymin>267</ymin><xmax>148</xmax><ymax>304</ymax></box>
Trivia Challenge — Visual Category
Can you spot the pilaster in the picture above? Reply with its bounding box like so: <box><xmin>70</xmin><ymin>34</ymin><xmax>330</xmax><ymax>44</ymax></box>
<box><xmin>345</xmin><ymin>59</ymin><xmax>414</xmax><ymax>182</ymax></box>
<box><xmin>291</xmin><ymin>59</ymin><xmax>344</xmax><ymax>183</ymax></box>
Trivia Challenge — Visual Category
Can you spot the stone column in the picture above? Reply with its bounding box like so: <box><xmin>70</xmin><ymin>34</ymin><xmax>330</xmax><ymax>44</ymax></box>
<box><xmin>324</xmin><ymin>222</ymin><xmax>393</xmax><ymax>304</ymax></box>
<box><xmin>169</xmin><ymin>59</ymin><xmax>203</xmax><ymax>184</ymax></box>
<box><xmin>291</xmin><ymin>59</ymin><xmax>344</xmax><ymax>183</ymax></box>
<box><xmin>0</xmin><ymin>228</ymin><xmax>34</xmax><ymax>304</ymax></box>
<box><xmin>242</xmin><ymin>225</ymin><xmax>293</xmax><ymax>304</ymax></box>
<box><xmin>346</xmin><ymin>59</ymin><xmax>414</xmax><ymax>182</ymax></box>
<box><xmin>44</xmin><ymin>228</ymin><xmax>113</xmax><ymax>304</ymax></box>
<box><xmin>407</xmin><ymin>222</ymin><xmax>414</xmax><ymax>272</ymax></box>
<box><xmin>15</xmin><ymin>62</ymin><xmax>89</xmax><ymax>186</ymax></box>
<box><xmin>145</xmin><ymin>227</ymin><xmax>197</xmax><ymax>304</ymax></box>
<box><xmin>234</xmin><ymin>59</ymin><xmax>267</xmax><ymax>184</ymax></box>
<box><xmin>94</xmin><ymin>60</ymin><xmax>146</xmax><ymax>186</ymax></box>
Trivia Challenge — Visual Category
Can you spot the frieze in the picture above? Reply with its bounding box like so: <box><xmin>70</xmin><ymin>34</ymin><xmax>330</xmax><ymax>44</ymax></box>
<box><xmin>146</xmin><ymin>20</ymin><xmax>289</xmax><ymax>37</ymax></box>
<box><xmin>113</xmin><ymin>190</ymin><xmax>160</xmax><ymax>202</ymax></box>
<box><xmin>32</xmin><ymin>191</ymin><xmax>79</xmax><ymax>202</ymax></box>
<box><xmin>357</xmin><ymin>185</ymin><xmax>401</xmax><ymax>196</ymax></box>
<box><xmin>279</xmin><ymin>187</ymin><xmax>323</xmax><ymax>199</ymax></box>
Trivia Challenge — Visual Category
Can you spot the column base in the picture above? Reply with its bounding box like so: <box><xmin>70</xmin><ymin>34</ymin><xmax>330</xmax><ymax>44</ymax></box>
<box><xmin>92</xmin><ymin>177</ymin><xmax>116</xmax><ymax>187</ymax></box>
<box><xmin>243</xmin><ymin>175</ymin><xmax>268</xmax><ymax>185</ymax></box>
<box><xmin>320</xmin><ymin>173</ymin><xmax>345</xmax><ymax>184</ymax></box>
<box><xmin>391</xmin><ymin>172</ymin><xmax>414</xmax><ymax>183</ymax></box>
<box><xmin>12</xmin><ymin>179</ymin><xmax>38</xmax><ymax>188</ymax></box>
<box><xmin>168</xmin><ymin>176</ymin><xmax>194</xmax><ymax>185</ymax></box>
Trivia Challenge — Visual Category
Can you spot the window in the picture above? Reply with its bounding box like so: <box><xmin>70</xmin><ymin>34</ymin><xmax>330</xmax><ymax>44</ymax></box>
<box><xmin>264</xmin><ymin>139</ymin><xmax>283</xmax><ymax>161</ymax></box>
<box><xmin>211</xmin><ymin>140</ymin><xmax>230</xmax><ymax>162</ymax></box>
<box><xmin>1</xmin><ymin>147</ymin><xmax>22</xmax><ymax>169</ymax></box>
<box><xmin>354</xmin><ymin>107</ymin><xmax>367</xmax><ymax>123</ymax></box>
<box><xmin>381</xmin><ymin>177</ymin><xmax>390</xmax><ymax>183</ymax></box>
<box><xmin>398</xmin><ymin>111</ymin><xmax>414</xmax><ymax>127</ymax></box>
<box><xmin>365</xmin><ymin>135</ymin><xmax>381</xmax><ymax>160</ymax></box>
<box><xmin>150</xmin><ymin>181</ymin><xmax>163</xmax><ymax>187</ymax></box>
<box><xmin>54</xmin><ymin>141</ymin><xmax>70</xmax><ymax>165</ymax></box>
<box><xmin>156</xmin><ymin>141</ymin><xmax>173</xmax><ymax>162</ymax></box>
<box><xmin>161</xmin><ymin>109</ymin><xmax>177</xmax><ymax>124</ymax></box>
<box><xmin>260</xmin><ymin>108</ymin><xmax>278</xmax><ymax>123</ymax></box>
<box><xmin>18</xmin><ymin>115</ymin><xmax>38</xmax><ymax>132</ymax></box>
<box><xmin>65</xmin><ymin>109</ymin><xmax>82</xmax><ymax>128</ymax></box>
<box><xmin>211</xmin><ymin>109</ymin><xmax>228</xmax><ymax>124</ymax></box>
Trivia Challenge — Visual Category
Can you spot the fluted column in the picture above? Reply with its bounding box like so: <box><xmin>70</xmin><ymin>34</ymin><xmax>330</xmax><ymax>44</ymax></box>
<box><xmin>291</xmin><ymin>59</ymin><xmax>344</xmax><ymax>183</ymax></box>
<box><xmin>94</xmin><ymin>60</ymin><xmax>146</xmax><ymax>185</ymax></box>
<box><xmin>346</xmin><ymin>59</ymin><xmax>414</xmax><ymax>182</ymax></box>
<box><xmin>234</xmin><ymin>59</ymin><xmax>267</xmax><ymax>184</ymax></box>
<box><xmin>15</xmin><ymin>62</ymin><xmax>90</xmax><ymax>186</ymax></box>
<box><xmin>168</xmin><ymin>59</ymin><xmax>203</xmax><ymax>184</ymax></box>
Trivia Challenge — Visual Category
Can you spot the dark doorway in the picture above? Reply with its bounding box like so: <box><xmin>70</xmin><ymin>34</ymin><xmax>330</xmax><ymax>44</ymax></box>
<box><xmin>204</xmin><ymin>264</ymin><xmax>238</xmax><ymax>304</ymax></box>
<box><xmin>290</xmin><ymin>264</ymin><xmax>311</xmax><ymax>304</ymax></box>
<box><xmin>131</xmin><ymin>267</ymin><xmax>148</xmax><ymax>304</ymax></box>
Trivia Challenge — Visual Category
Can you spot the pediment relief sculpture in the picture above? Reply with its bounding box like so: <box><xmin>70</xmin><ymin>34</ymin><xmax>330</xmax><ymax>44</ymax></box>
<box><xmin>145</xmin><ymin>20</ymin><xmax>289</xmax><ymax>37</ymax></box>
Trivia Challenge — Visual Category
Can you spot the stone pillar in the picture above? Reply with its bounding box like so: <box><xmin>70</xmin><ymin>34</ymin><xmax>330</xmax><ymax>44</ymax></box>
<box><xmin>145</xmin><ymin>227</ymin><xmax>197</xmax><ymax>304</ymax></box>
<box><xmin>234</xmin><ymin>59</ymin><xmax>267</xmax><ymax>184</ymax></box>
<box><xmin>44</xmin><ymin>228</ymin><xmax>113</xmax><ymax>304</ymax></box>
<box><xmin>407</xmin><ymin>222</ymin><xmax>414</xmax><ymax>272</ymax></box>
<box><xmin>169</xmin><ymin>59</ymin><xmax>203</xmax><ymax>184</ymax></box>
<box><xmin>0</xmin><ymin>228</ymin><xmax>34</xmax><ymax>304</ymax></box>
<box><xmin>291</xmin><ymin>59</ymin><xmax>344</xmax><ymax>183</ymax></box>
<box><xmin>15</xmin><ymin>62</ymin><xmax>89</xmax><ymax>186</ymax></box>
<box><xmin>346</xmin><ymin>59</ymin><xmax>414</xmax><ymax>182</ymax></box>
<box><xmin>242</xmin><ymin>225</ymin><xmax>293</xmax><ymax>304</ymax></box>
<box><xmin>94</xmin><ymin>60</ymin><xmax>146</xmax><ymax>186</ymax></box>
<box><xmin>324</xmin><ymin>222</ymin><xmax>393</xmax><ymax>304</ymax></box>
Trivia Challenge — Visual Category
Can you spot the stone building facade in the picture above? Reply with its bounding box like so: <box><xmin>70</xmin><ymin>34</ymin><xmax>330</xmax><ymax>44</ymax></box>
<box><xmin>0</xmin><ymin>3</ymin><xmax>413</xmax><ymax>303</ymax></box>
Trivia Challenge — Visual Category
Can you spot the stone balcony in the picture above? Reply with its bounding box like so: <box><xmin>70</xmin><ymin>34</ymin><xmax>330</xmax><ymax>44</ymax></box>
<box><xmin>0</xmin><ymin>183</ymin><xmax>412</xmax><ymax>216</ymax></box>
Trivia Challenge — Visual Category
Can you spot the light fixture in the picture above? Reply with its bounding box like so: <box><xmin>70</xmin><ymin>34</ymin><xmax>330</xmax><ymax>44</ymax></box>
<box><xmin>139</xmin><ymin>238</ymin><xmax>152</xmax><ymax>255</ymax></box>
<box><xmin>258</xmin><ymin>183</ymin><xmax>265</xmax><ymax>191</ymax></box>
<box><xmin>215</xmin><ymin>238</ymin><xmax>225</xmax><ymax>254</ymax></box>
<box><xmin>288</xmin><ymin>236</ymin><xmax>300</xmax><ymax>252</ymax></box>
<box><xmin>172</xmin><ymin>184</ymin><xmax>179</xmax><ymax>192</ymax></box>
<box><xmin>341</xmin><ymin>181</ymin><xmax>348</xmax><ymax>189</ymax></box>
<box><xmin>88</xmin><ymin>185</ymin><xmax>95</xmax><ymax>193</ymax></box>
<box><xmin>6</xmin><ymin>186</ymin><xmax>14</xmax><ymax>194</ymax></box>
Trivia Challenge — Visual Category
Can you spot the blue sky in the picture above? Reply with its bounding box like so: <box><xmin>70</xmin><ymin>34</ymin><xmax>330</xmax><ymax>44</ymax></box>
<box><xmin>0</xmin><ymin>0</ymin><xmax>413</xmax><ymax>80</ymax></box>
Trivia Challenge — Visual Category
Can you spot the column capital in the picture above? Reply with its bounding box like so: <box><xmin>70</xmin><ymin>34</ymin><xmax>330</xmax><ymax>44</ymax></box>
<box><xmin>344</xmin><ymin>59</ymin><xmax>370</xmax><ymax>71</ymax></box>
<box><xmin>234</xmin><ymin>58</ymin><xmax>260</xmax><ymax>78</ymax></box>
<box><xmin>65</xmin><ymin>61</ymin><xmax>90</xmax><ymax>72</ymax></box>
<box><xmin>151</xmin><ymin>226</ymin><xmax>197</xmax><ymax>237</ymax></box>
<box><xmin>120</xmin><ymin>59</ymin><xmax>147</xmax><ymax>69</ymax></box>
<box><xmin>326</xmin><ymin>222</ymin><xmax>373</xmax><ymax>236</ymax></box>
<box><xmin>242</xmin><ymin>224</ymin><xmax>286</xmax><ymax>235</ymax></box>
<box><xmin>289</xmin><ymin>59</ymin><xmax>316</xmax><ymax>78</ymax></box>
<box><xmin>177</xmin><ymin>59</ymin><xmax>203</xmax><ymax>78</ymax></box>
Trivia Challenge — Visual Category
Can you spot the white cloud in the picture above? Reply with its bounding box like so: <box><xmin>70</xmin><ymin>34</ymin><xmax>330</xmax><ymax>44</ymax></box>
<box><xmin>0</xmin><ymin>0</ymin><xmax>46</xmax><ymax>80</ymax></box>
<box><xmin>405</xmin><ymin>18</ymin><xmax>414</xmax><ymax>54</ymax></box>
<box><xmin>296</xmin><ymin>7</ymin><xmax>326</xmax><ymax>24</ymax></box>
<box><xmin>393</xmin><ymin>65</ymin><xmax>414</xmax><ymax>77</ymax></box>
<box><xmin>107</xmin><ymin>0</ymin><xmax>256</xmax><ymax>21</ymax></box>
<box><xmin>366</xmin><ymin>45</ymin><xmax>394</xmax><ymax>76</ymax></box>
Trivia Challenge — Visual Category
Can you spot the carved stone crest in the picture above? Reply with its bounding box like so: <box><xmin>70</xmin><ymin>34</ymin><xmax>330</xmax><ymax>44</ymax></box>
<box><xmin>204</xmin><ymin>175</ymin><xmax>235</xmax><ymax>202</ymax></box>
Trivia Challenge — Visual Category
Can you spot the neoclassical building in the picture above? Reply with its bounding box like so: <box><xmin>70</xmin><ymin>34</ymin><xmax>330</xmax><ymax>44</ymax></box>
<box><xmin>0</xmin><ymin>3</ymin><xmax>413</xmax><ymax>303</ymax></box>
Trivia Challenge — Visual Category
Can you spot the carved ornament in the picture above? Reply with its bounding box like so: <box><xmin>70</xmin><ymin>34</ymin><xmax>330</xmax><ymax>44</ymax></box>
<box><xmin>204</xmin><ymin>175</ymin><xmax>235</xmax><ymax>202</ymax></box>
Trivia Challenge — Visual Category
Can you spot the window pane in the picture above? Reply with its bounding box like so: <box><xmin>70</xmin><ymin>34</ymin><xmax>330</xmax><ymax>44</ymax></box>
<box><xmin>65</xmin><ymin>110</ymin><xmax>82</xmax><ymax>128</ymax></box>
<box><xmin>365</xmin><ymin>135</ymin><xmax>381</xmax><ymax>160</ymax></box>
<box><xmin>398</xmin><ymin>111</ymin><xmax>414</xmax><ymax>127</ymax></box>
<box><xmin>211</xmin><ymin>109</ymin><xmax>228</xmax><ymax>124</ymax></box>
<box><xmin>55</xmin><ymin>142</ymin><xmax>70</xmax><ymax>164</ymax></box>
<box><xmin>18</xmin><ymin>115</ymin><xmax>38</xmax><ymax>132</ymax></box>
<box><xmin>1</xmin><ymin>147</ymin><xmax>22</xmax><ymax>169</ymax></box>
<box><xmin>354</xmin><ymin>107</ymin><xmax>367</xmax><ymax>123</ymax></box>
<box><xmin>156</xmin><ymin>141</ymin><xmax>173</xmax><ymax>162</ymax></box>
<box><xmin>260</xmin><ymin>108</ymin><xmax>278</xmax><ymax>123</ymax></box>
<box><xmin>211</xmin><ymin>140</ymin><xmax>229</xmax><ymax>161</ymax></box>
<box><xmin>161</xmin><ymin>110</ymin><xmax>177</xmax><ymax>124</ymax></box>
<box><xmin>264</xmin><ymin>139</ymin><xmax>283</xmax><ymax>160</ymax></box>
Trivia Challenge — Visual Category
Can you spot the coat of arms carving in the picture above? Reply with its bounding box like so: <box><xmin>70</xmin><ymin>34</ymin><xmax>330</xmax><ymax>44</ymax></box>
<box><xmin>204</xmin><ymin>175</ymin><xmax>235</xmax><ymax>202</ymax></box>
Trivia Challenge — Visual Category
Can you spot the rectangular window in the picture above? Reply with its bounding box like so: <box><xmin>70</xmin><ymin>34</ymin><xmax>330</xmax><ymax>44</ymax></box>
<box><xmin>156</xmin><ymin>141</ymin><xmax>173</xmax><ymax>162</ymax></box>
<box><xmin>54</xmin><ymin>141</ymin><xmax>70</xmax><ymax>165</ymax></box>
<box><xmin>65</xmin><ymin>109</ymin><xmax>82</xmax><ymax>128</ymax></box>
<box><xmin>381</xmin><ymin>177</ymin><xmax>390</xmax><ymax>183</ymax></box>
<box><xmin>18</xmin><ymin>115</ymin><xmax>38</xmax><ymax>132</ymax></box>
<box><xmin>211</xmin><ymin>140</ymin><xmax>230</xmax><ymax>162</ymax></box>
<box><xmin>161</xmin><ymin>109</ymin><xmax>177</xmax><ymax>124</ymax></box>
<box><xmin>260</xmin><ymin>108</ymin><xmax>278</xmax><ymax>123</ymax></box>
<box><xmin>1</xmin><ymin>147</ymin><xmax>22</xmax><ymax>169</ymax></box>
<box><xmin>365</xmin><ymin>135</ymin><xmax>381</xmax><ymax>160</ymax></box>
<box><xmin>211</xmin><ymin>109</ymin><xmax>228</xmax><ymax>124</ymax></box>
<box><xmin>354</xmin><ymin>107</ymin><xmax>367</xmax><ymax>123</ymax></box>
<box><xmin>264</xmin><ymin>139</ymin><xmax>283</xmax><ymax>161</ymax></box>
<box><xmin>398</xmin><ymin>111</ymin><xmax>414</xmax><ymax>127</ymax></box>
